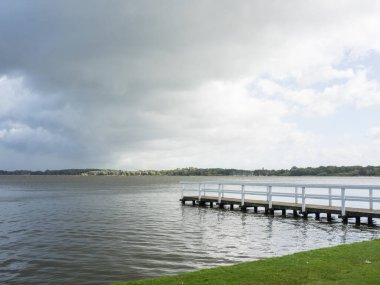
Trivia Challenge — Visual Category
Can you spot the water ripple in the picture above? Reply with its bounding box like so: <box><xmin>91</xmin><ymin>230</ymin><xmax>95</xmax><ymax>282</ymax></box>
<box><xmin>0</xmin><ymin>176</ymin><xmax>379</xmax><ymax>285</ymax></box>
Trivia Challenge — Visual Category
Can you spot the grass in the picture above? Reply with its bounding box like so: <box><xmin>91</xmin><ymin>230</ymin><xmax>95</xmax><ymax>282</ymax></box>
<box><xmin>114</xmin><ymin>239</ymin><xmax>380</xmax><ymax>285</ymax></box>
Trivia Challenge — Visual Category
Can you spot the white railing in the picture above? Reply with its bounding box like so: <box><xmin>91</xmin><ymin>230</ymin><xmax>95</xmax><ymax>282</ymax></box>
<box><xmin>180</xmin><ymin>181</ymin><xmax>380</xmax><ymax>216</ymax></box>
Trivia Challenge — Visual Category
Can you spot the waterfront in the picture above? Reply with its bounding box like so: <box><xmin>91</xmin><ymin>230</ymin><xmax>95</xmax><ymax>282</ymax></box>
<box><xmin>1</xmin><ymin>176</ymin><xmax>379</xmax><ymax>285</ymax></box>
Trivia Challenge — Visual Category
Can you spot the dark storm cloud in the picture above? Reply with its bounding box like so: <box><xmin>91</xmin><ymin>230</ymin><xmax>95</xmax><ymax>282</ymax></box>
<box><xmin>0</xmin><ymin>0</ymin><xmax>273</xmax><ymax>168</ymax></box>
<box><xmin>1</xmin><ymin>0</ymin><xmax>294</xmax><ymax>95</ymax></box>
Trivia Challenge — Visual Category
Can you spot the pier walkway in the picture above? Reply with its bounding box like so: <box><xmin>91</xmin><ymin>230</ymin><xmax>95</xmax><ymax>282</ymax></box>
<box><xmin>180</xmin><ymin>181</ymin><xmax>380</xmax><ymax>225</ymax></box>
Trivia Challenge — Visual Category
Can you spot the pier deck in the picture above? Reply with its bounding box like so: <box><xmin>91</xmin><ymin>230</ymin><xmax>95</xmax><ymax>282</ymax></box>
<box><xmin>181</xmin><ymin>195</ymin><xmax>380</xmax><ymax>218</ymax></box>
<box><xmin>180</xmin><ymin>181</ymin><xmax>380</xmax><ymax>224</ymax></box>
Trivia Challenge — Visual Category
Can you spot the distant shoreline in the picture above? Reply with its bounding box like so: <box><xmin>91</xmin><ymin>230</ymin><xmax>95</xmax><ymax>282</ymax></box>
<box><xmin>1</xmin><ymin>165</ymin><xmax>380</xmax><ymax>176</ymax></box>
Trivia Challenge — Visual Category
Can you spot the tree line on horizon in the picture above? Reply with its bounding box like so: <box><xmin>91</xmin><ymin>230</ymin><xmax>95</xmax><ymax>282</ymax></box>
<box><xmin>1</xmin><ymin>165</ymin><xmax>380</xmax><ymax>176</ymax></box>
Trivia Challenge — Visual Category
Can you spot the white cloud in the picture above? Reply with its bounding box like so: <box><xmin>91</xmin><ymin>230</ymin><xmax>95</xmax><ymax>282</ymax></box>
<box><xmin>254</xmin><ymin>69</ymin><xmax>380</xmax><ymax>117</ymax></box>
<box><xmin>368</xmin><ymin>127</ymin><xmax>380</xmax><ymax>141</ymax></box>
<box><xmin>112</xmin><ymin>79</ymin><xmax>319</xmax><ymax>169</ymax></box>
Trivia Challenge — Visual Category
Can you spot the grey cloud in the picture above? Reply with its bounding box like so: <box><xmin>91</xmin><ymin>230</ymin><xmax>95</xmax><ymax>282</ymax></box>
<box><xmin>0</xmin><ymin>1</ymin><xmax>285</xmax><ymax>95</ymax></box>
<box><xmin>1</xmin><ymin>1</ymin><xmax>380</xmax><ymax>169</ymax></box>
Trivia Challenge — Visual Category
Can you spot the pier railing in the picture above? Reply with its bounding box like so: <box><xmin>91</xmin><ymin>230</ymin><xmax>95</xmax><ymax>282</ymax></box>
<box><xmin>180</xmin><ymin>181</ymin><xmax>380</xmax><ymax>216</ymax></box>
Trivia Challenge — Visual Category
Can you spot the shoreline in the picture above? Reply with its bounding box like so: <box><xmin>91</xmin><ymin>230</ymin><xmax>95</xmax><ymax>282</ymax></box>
<box><xmin>115</xmin><ymin>239</ymin><xmax>380</xmax><ymax>285</ymax></box>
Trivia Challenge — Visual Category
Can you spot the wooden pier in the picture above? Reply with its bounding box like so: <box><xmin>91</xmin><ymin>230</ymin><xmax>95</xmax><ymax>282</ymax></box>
<box><xmin>180</xmin><ymin>181</ymin><xmax>380</xmax><ymax>225</ymax></box>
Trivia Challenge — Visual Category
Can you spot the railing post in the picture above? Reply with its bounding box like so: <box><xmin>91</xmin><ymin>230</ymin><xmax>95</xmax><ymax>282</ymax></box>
<box><xmin>328</xmin><ymin>188</ymin><xmax>332</xmax><ymax>207</ymax></box>
<box><xmin>295</xmin><ymin>187</ymin><xmax>298</xmax><ymax>204</ymax></box>
<box><xmin>268</xmin><ymin>186</ymin><xmax>272</xmax><ymax>209</ymax></box>
<box><xmin>218</xmin><ymin>184</ymin><xmax>222</xmax><ymax>204</ymax></box>
<box><xmin>221</xmin><ymin>184</ymin><xmax>224</xmax><ymax>198</ymax></box>
<box><xmin>181</xmin><ymin>184</ymin><xmax>184</xmax><ymax>198</ymax></box>
<box><xmin>369</xmin><ymin>188</ymin><xmax>373</xmax><ymax>210</ymax></box>
<box><xmin>301</xmin><ymin>187</ymin><xmax>306</xmax><ymax>212</ymax></box>
<box><xmin>341</xmin><ymin>188</ymin><xmax>346</xmax><ymax>217</ymax></box>
<box><xmin>198</xmin><ymin>184</ymin><xmax>202</xmax><ymax>201</ymax></box>
<box><xmin>241</xmin><ymin>185</ymin><xmax>245</xmax><ymax>206</ymax></box>
<box><xmin>203</xmin><ymin>184</ymin><xmax>206</xmax><ymax>196</ymax></box>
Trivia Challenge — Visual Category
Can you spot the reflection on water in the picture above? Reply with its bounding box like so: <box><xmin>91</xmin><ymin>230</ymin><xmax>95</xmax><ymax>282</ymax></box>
<box><xmin>0</xmin><ymin>176</ymin><xmax>379</xmax><ymax>285</ymax></box>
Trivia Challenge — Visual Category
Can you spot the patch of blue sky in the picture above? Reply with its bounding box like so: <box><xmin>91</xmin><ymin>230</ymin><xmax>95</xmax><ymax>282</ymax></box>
<box><xmin>307</xmin><ymin>77</ymin><xmax>350</xmax><ymax>91</ymax></box>
<box><xmin>251</xmin><ymin>50</ymin><xmax>380</xmax><ymax>95</ymax></box>
<box><xmin>249</xmin><ymin>73</ymin><xmax>350</xmax><ymax>98</ymax></box>
<box><xmin>248</xmin><ymin>51</ymin><xmax>380</xmax><ymax>143</ymax></box>
<box><xmin>246</xmin><ymin>74</ymin><xmax>291</xmax><ymax>101</ymax></box>
<box><xmin>286</xmin><ymin>104</ymin><xmax>379</xmax><ymax>142</ymax></box>
<box><xmin>336</xmin><ymin>49</ymin><xmax>380</xmax><ymax>81</ymax></box>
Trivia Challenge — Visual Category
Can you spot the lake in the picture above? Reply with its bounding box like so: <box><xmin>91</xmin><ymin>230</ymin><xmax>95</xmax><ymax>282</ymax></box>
<box><xmin>0</xmin><ymin>176</ymin><xmax>379</xmax><ymax>285</ymax></box>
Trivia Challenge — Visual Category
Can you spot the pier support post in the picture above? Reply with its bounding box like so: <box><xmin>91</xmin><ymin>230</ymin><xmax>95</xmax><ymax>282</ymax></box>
<box><xmin>241</xmin><ymin>206</ymin><xmax>247</xmax><ymax>212</ymax></box>
<box><xmin>199</xmin><ymin>201</ymin><xmax>206</xmax><ymax>206</ymax></box>
<box><xmin>355</xmin><ymin>217</ymin><xmax>360</xmax><ymax>225</ymax></box>
<box><xmin>327</xmin><ymin>213</ymin><xmax>332</xmax><ymax>221</ymax></box>
<box><xmin>282</xmin><ymin>209</ymin><xmax>286</xmax><ymax>216</ymax></box>
<box><xmin>269</xmin><ymin>209</ymin><xmax>274</xmax><ymax>215</ymax></box>
<box><xmin>218</xmin><ymin>184</ymin><xmax>222</xmax><ymax>205</ymax></box>
<box><xmin>315</xmin><ymin>213</ymin><xmax>320</xmax><ymax>220</ymax></box>
<box><xmin>301</xmin><ymin>187</ymin><xmax>306</xmax><ymax>213</ymax></box>
<box><xmin>328</xmin><ymin>188</ymin><xmax>332</xmax><ymax>207</ymax></box>
<box><xmin>219</xmin><ymin>203</ymin><xmax>224</xmax><ymax>209</ymax></box>
<box><xmin>342</xmin><ymin>216</ymin><xmax>348</xmax><ymax>224</ymax></box>
<box><xmin>241</xmin><ymin>185</ymin><xmax>245</xmax><ymax>207</ymax></box>
<box><xmin>210</xmin><ymin>202</ymin><xmax>213</xmax><ymax>208</ymax></box>
<box><xmin>302</xmin><ymin>212</ymin><xmax>308</xmax><ymax>219</ymax></box>
<box><xmin>192</xmin><ymin>200</ymin><xmax>196</xmax><ymax>206</ymax></box>
<box><xmin>341</xmin><ymin>188</ymin><xmax>346</xmax><ymax>217</ymax></box>
<box><xmin>230</xmin><ymin>204</ymin><xmax>234</xmax><ymax>210</ymax></box>
<box><xmin>368</xmin><ymin>217</ymin><xmax>373</xmax><ymax>225</ymax></box>
<box><xmin>293</xmin><ymin>210</ymin><xmax>298</xmax><ymax>217</ymax></box>
<box><xmin>268</xmin><ymin>186</ymin><xmax>273</xmax><ymax>210</ymax></box>
<box><xmin>264</xmin><ymin>208</ymin><xmax>269</xmax><ymax>215</ymax></box>
<box><xmin>181</xmin><ymin>199</ymin><xmax>185</xmax><ymax>205</ymax></box>
<box><xmin>254</xmin><ymin>206</ymin><xmax>258</xmax><ymax>213</ymax></box>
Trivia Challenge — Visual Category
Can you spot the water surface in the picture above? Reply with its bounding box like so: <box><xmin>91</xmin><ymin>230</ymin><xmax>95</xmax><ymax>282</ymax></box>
<box><xmin>0</xmin><ymin>176</ymin><xmax>379</xmax><ymax>285</ymax></box>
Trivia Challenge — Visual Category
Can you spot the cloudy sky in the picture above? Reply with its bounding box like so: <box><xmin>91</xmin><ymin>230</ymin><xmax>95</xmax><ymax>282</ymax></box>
<box><xmin>1</xmin><ymin>1</ymin><xmax>380</xmax><ymax>170</ymax></box>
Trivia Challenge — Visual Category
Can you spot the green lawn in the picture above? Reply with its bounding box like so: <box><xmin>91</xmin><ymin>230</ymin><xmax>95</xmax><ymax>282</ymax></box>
<box><xmin>115</xmin><ymin>239</ymin><xmax>380</xmax><ymax>285</ymax></box>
